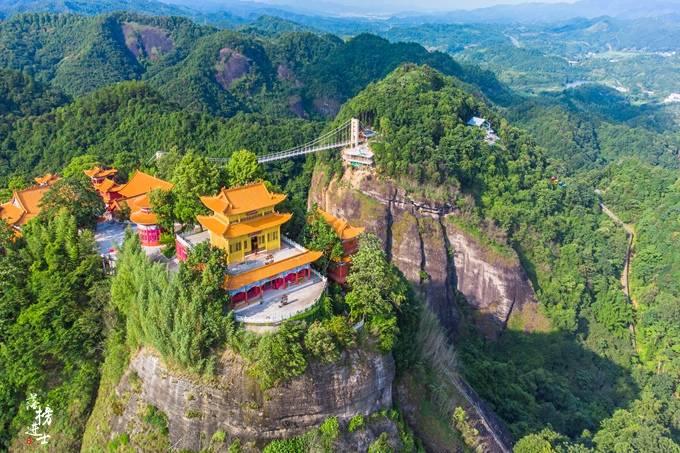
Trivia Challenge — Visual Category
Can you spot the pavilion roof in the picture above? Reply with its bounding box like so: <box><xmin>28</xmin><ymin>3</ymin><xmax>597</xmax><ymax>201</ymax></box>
<box><xmin>84</xmin><ymin>166</ymin><xmax>117</xmax><ymax>179</ymax></box>
<box><xmin>34</xmin><ymin>173</ymin><xmax>59</xmax><ymax>186</ymax></box>
<box><xmin>224</xmin><ymin>250</ymin><xmax>322</xmax><ymax>291</ymax></box>
<box><xmin>200</xmin><ymin>182</ymin><xmax>286</xmax><ymax>216</ymax></box>
<box><xmin>94</xmin><ymin>178</ymin><xmax>119</xmax><ymax>193</ymax></box>
<box><xmin>112</xmin><ymin>171</ymin><xmax>173</xmax><ymax>200</ymax></box>
<box><xmin>0</xmin><ymin>177</ymin><xmax>58</xmax><ymax>227</ymax></box>
<box><xmin>197</xmin><ymin>212</ymin><xmax>292</xmax><ymax>238</ymax></box>
<box><xmin>318</xmin><ymin>208</ymin><xmax>364</xmax><ymax>241</ymax></box>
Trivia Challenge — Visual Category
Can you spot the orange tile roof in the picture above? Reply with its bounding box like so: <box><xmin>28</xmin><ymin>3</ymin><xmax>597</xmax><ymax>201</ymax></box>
<box><xmin>112</xmin><ymin>171</ymin><xmax>173</xmax><ymax>199</ymax></box>
<box><xmin>129</xmin><ymin>195</ymin><xmax>159</xmax><ymax>225</ymax></box>
<box><xmin>197</xmin><ymin>215</ymin><xmax>229</xmax><ymax>236</ymax></box>
<box><xmin>84</xmin><ymin>166</ymin><xmax>117</xmax><ymax>179</ymax></box>
<box><xmin>200</xmin><ymin>182</ymin><xmax>286</xmax><ymax>216</ymax></box>
<box><xmin>0</xmin><ymin>200</ymin><xmax>25</xmax><ymax>226</ymax></box>
<box><xmin>130</xmin><ymin>210</ymin><xmax>159</xmax><ymax>226</ymax></box>
<box><xmin>224</xmin><ymin>250</ymin><xmax>322</xmax><ymax>291</ymax></box>
<box><xmin>0</xmin><ymin>178</ymin><xmax>58</xmax><ymax>227</ymax></box>
<box><xmin>318</xmin><ymin>209</ymin><xmax>364</xmax><ymax>241</ymax></box>
<box><xmin>197</xmin><ymin>213</ymin><xmax>292</xmax><ymax>239</ymax></box>
<box><xmin>94</xmin><ymin>178</ymin><xmax>119</xmax><ymax>193</ymax></box>
<box><xmin>34</xmin><ymin>173</ymin><xmax>59</xmax><ymax>186</ymax></box>
<box><xmin>131</xmin><ymin>194</ymin><xmax>152</xmax><ymax>210</ymax></box>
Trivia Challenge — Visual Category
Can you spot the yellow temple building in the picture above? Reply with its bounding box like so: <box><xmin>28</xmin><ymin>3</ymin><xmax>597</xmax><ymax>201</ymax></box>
<box><xmin>180</xmin><ymin>182</ymin><xmax>323</xmax><ymax>304</ymax></box>
<box><xmin>196</xmin><ymin>182</ymin><xmax>293</xmax><ymax>264</ymax></box>
<box><xmin>0</xmin><ymin>174</ymin><xmax>59</xmax><ymax>233</ymax></box>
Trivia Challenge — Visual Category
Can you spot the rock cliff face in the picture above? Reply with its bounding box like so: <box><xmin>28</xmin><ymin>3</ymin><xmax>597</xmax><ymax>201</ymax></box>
<box><xmin>107</xmin><ymin>347</ymin><xmax>394</xmax><ymax>451</ymax></box>
<box><xmin>309</xmin><ymin>164</ymin><xmax>544</xmax><ymax>337</ymax></box>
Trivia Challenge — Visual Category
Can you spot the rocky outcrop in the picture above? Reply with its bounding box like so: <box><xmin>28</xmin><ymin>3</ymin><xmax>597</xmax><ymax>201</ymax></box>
<box><xmin>122</xmin><ymin>22</ymin><xmax>174</xmax><ymax>61</ymax></box>
<box><xmin>107</xmin><ymin>347</ymin><xmax>394</xmax><ymax>451</ymax></box>
<box><xmin>215</xmin><ymin>48</ymin><xmax>251</xmax><ymax>90</ymax></box>
<box><xmin>309</xmin><ymin>164</ymin><xmax>545</xmax><ymax>337</ymax></box>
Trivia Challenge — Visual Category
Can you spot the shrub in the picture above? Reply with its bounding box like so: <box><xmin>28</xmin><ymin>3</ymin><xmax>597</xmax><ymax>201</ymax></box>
<box><xmin>319</xmin><ymin>416</ymin><xmax>340</xmax><ymax>440</ymax></box>
<box><xmin>211</xmin><ymin>430</ymin><xmax>227</xmax><ymax>443</ymax></box>
<box><xmin>250</xmin><ymin>321</ymin><xmax>307</xmax><ymax>389</ymax></box>
<box><xmin>348</xmin><ymin>414</ymin><xmax>366</xmax><ymax>433</ymax></box>
<box><xmin>452</xmin><ymin>407</ymin><xmax>480</xmax><ymax>450</ymax></box>
<box><xmin>367</xmin><ymin>432</ymin><xmax>393</xmax><ymax>453</ymax></box>
<box><xmin>143</xmin><ymin>405</ymin><xmax>169</xmax><ymax>435</ymax></box>
<box><xmin>227</xmin><ymin>438</ymin><xmax>242</xmax><ymax>452</ymax></box>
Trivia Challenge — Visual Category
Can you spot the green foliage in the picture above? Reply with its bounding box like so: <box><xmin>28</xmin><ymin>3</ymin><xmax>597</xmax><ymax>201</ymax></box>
<box><xmin>303</xmin><ymin>206</ymin><xmax>343</xmax><ymax>272</ymax></box>
<box><xmin>170</xmin><ymin>151</ymin><xmax>224</xmax><ymax>225</ymax></box>
<box><xmin>451</xmin><ymin>407</ymin><xmax>480</xmax><ymax>451</ymax></box>
<box><xmin>346</xmin><ymin>234</ymin><xmax>409</xmax><ymax>353</ymax></box>
<box><xmin>226</xmin><ymin>149</ymin><xmax>263</xmax><ymax>186</ymax></box>
<box><xmin>318</xmin><ymin>416</ymin><xmax>339</xmax><ymax>441</ymax></box>
<box><xmin>62</xmin><ymin>154</ymin><xmax>101</xmax><ymax>179</ymax></box>
<box><xmin>513</xmin><ymin>428</ymin><xmax>572</xmax><ymax>453</ymax></box>
<box><xmin>0</xmin><ymin>69</ymin><xmax>67</xmax><ymax>118</ymax></box>
<box><xmin>367</xmin><ymin>432</ymin><xmax>393</xmax><ymax>453</ymax></box>
<box><xmin>304</xmin><ymin>316</ymin><xmax>356</xmax><ymax>363</ymax></box>
<box><xmin>107</xmin><ymin>433</ymin><xmax>130</xmax><ymax>451</ymax></box>
<box><xmin>249</xmin><ymin>321</ymin><xmax>308</xmax><ymax>389</ymax></box>
<box><xmin>0</xmin><ymin>209</ymin><xmax>106</xmax><ymax>450</ymax></box>
<box><xmin>111</xmin><ymin>234</ymin><xmax>233</xmax><ymax>373</ymax></box>
<box><xmin>148</xmin><ymin>188</ymin><xmax>176</xmax><ymax>232</ymax></box>
<box><xmin>142</xmin><ymin>405</ymin><xmax>168</xmax><ymax>435</ymax></box>
<box><xmin>227</xmin><ymin>438</ymin><xmax>242</xmax><ymax>452</ymax></box>
<box><xmin>38</xmin><ymin>176</ymin><xmax>103</xmax><ymax>228</ymax></box>
<box><xmin>211</xmin><ymin>429</ymin><xmax>226</xmax><ymax>443</ymax></box>
<box><xmin>348</xmin><ymin>414</ymin><xmax>366</xmax><ymax>433</ymax></box>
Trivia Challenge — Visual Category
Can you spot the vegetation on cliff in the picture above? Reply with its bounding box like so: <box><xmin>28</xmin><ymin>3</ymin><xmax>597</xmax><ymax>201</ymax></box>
<box><xmin>0</xmin><ymin>210</ymin><xmax>107</xmax><ymax>450</ymax></box>
<box><xmin>325</xmin><ymin>64</ymin><xmax>678</xmax><ymax>450</ymax></box>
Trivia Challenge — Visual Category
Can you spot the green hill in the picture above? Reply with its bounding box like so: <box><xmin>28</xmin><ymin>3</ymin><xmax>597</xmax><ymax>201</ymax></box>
<box><xmin>0</xmin><ymin>13</ymin><xmax>513</xmax><ymax>116</ymax></box>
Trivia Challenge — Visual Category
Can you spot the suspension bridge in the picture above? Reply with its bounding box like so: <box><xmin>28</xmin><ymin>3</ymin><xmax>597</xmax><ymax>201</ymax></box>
<box><xmin>208</xmin><ymin>118</ymin><xmax>374</xmax><ymax>165</ymax></box>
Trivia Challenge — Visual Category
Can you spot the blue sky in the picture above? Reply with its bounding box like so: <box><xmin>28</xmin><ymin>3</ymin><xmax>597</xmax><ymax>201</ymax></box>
<box><xmin>256</xmin><ymin>0</ymin><xmax>574</xmax><ymax>13</ymax></box>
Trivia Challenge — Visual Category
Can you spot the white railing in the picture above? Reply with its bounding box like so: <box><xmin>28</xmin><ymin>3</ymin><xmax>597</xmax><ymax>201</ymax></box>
<box><xmin>236</xmin><ymin>270</ymin><xmax>328</xmax><ymax>326</ymax></box>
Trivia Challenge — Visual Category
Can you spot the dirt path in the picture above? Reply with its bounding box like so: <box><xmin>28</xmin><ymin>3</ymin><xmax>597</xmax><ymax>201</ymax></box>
<box><xmin>598</xmin><ymin>200</ymin><xmax>638</xmax><ymax>350</ymax></box>
<box><xmin>598</xmin><ymin>202</ymin><xmax>635</xmax><ymax>304</ymax></box>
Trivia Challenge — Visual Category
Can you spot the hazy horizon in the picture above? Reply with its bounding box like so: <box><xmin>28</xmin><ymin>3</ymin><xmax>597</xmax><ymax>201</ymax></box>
<box><xmin>163</xmin><ymin>0</ymin><xmax>578</xmax><ymax>15</ymax></box>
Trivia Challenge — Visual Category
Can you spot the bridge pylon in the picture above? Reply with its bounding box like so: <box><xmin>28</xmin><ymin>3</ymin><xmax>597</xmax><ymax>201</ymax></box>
<box><xmin>350</xmin><ymin>118</ymin><xmax>360</xmax><ymax>147</ymax></box>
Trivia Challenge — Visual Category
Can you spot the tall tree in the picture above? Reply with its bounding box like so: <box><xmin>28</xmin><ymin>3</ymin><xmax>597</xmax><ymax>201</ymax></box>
<box><xmin>303</xmin><ymin>207</ymin><xmax>343</xmax><ymax>273</ymax></box>
<box><xmin>38</xmin><ymin>176</ymin><xmax>103</xmax><ymax>229</ymax></box>
<box><xmin>226</xmin><ymin>149</ymin><xmax>262</xmax><ymax>187</ymax></box>
<box><xmin>170</xmin><ymin>151</ymin><xmax>224</xmax><ymax>225</ymax></box>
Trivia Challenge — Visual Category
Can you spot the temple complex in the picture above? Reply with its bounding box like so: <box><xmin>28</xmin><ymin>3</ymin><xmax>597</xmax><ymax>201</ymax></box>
<box><xmin>176</xmin><ymin>182</ymin><xmax>324</xmax><ymax>319</ymax></box>
<box><xmin>87</xmin><ymin>167</ymin><xmax>173</xmax><ymax>248</ymax></box>
<box><xmin>85</xmin><ymin>167</ymin><xmax>173</xmax><ymax>213</ymax></box>
<box><xmin>317</xmin><ymin>209</ymin><xmax>364</xmax><ymax>284</ymax></box>
<box><xmin>0</xmin><ymin>174</ymin><xmax>59</xmax><ymax>233</ymax></box>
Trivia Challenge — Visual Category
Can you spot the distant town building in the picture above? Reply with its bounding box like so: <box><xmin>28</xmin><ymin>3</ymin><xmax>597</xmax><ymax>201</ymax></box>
<box><xmin>0</xmin><ymin>174</ymin><xmax>59</xmax><ymax>234</ymax></box>
<box><xmin>467</xmin><ymin>116</ymin><xmax>500</xmax><ymax>145</ymax></box>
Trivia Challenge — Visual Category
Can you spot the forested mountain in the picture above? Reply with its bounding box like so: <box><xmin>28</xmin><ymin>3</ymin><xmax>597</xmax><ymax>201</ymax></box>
<box><xmin>0</xmin><ymin>12</ymin><xmax>512</xmax><ymax>118</ymax></box>
<box><xmin>0</xmin><ymin>5</ymin><xmax>679</xmax><ymax>453</ymax></box>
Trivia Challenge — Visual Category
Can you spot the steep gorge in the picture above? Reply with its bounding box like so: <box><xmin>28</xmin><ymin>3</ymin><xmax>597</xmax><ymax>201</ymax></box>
<box><xmin>309</xmin><ymin>163</ymin><xmax>548</xmax><ymax>337</ymax></box>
